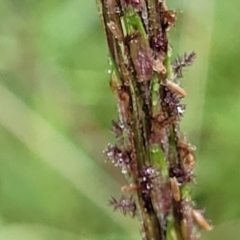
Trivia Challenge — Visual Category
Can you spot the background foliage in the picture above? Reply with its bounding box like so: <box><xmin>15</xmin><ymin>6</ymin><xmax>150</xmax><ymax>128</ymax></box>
<box><xmin>0</xmin><ymin>0</ymin><xmax>239</xmax><ymax>239</ymax></box>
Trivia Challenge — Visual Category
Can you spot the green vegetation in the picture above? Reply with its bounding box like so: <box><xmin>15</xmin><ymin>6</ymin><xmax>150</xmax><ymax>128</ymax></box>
<box><xmin>0</xmin><ymin>0</ymin><xmax>239</xmax><ymax>239</ymax></box>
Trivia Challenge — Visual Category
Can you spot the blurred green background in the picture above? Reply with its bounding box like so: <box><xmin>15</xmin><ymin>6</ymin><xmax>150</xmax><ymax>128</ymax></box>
<box><xmin>0</xmin><ymin>0</ymin><xmax>239</xmax><ymax>239</ymax></box>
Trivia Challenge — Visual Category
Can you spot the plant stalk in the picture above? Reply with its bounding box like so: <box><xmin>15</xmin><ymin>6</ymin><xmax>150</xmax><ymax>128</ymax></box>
<box><xmin>97</xmin><ymin>1</ymin><xmax>212</xmax><ymax>239</ymax></box>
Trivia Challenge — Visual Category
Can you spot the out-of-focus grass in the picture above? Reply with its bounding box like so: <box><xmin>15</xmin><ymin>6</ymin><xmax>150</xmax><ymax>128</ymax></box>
<box><xmin>0</xmin><ymin>0</ymin><xmax>240</xmax><ymax>239</ymax></box>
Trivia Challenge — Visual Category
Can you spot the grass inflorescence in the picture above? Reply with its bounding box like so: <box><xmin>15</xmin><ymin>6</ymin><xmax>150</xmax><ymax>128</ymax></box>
<box><xmin>97</xmin><ymin>0</ymin><xmax>211</xmax><ymax>239</ymax></box>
